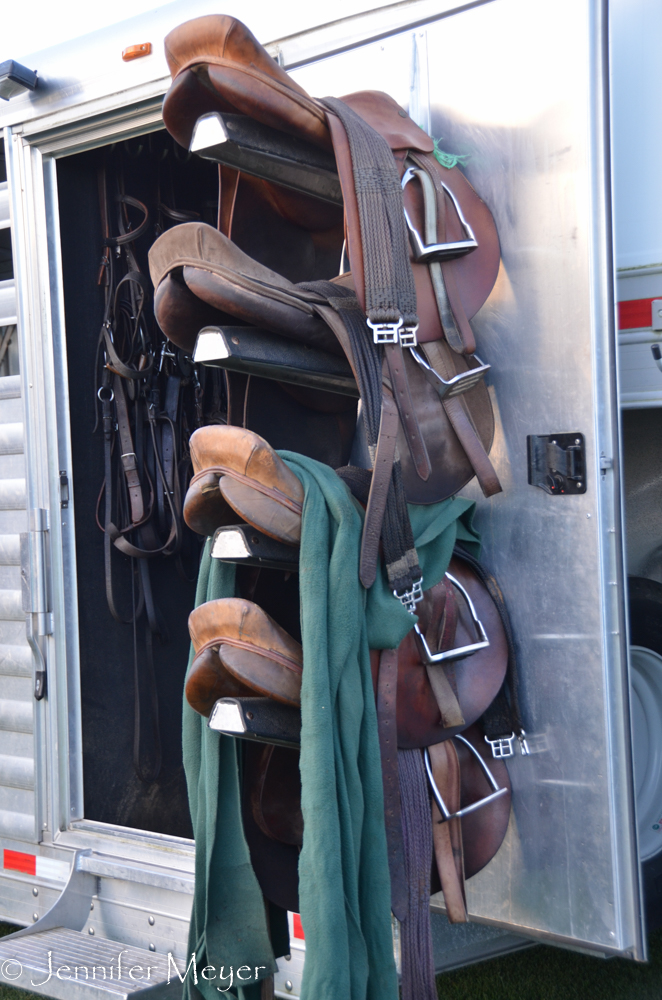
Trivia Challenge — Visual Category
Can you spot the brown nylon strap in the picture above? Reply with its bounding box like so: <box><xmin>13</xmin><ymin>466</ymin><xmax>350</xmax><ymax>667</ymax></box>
<box><xmin>359</xmin><ymin>392</ymin><xmax>399</xmax><ymax>588</ymax></box>
<box><xmin>377</xmin><ymin>648</ymin><xmax>408</xmax><ymax>921</ymax></box>
<box><xmin>112</xmin><ymin>375</ymin><xmax>144</xmax><ymax>525</ymax></box>
<box><xmin>428</xmin><ymin>740</ymin><xmax>468</xmax><ymax>923</ymax></box>
<box><xmin>189</xmin><ymin>464</ymin><xmax>303</xmax><ymax>515</ymax></box>
<box><xmin>384</xmin><ymin>342</ymin><xmax>431</xmax><ymax>481</ymax></box>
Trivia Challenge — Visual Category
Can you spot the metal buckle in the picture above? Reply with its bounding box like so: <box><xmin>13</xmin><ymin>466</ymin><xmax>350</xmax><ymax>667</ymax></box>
<box><xmin>399</xmin><ymin>323</ymin><xmax>419</xmax><ymax>348</ymax></box>
<box><xmin>401</xmin><ymin>166</ymin><xmax>478</xmax><ymax>263</ymax></box>
<box><xmin>413</xmin><ymin>571</ymin><xmax>490</xmax><ymax>662</ymax></box>
<box><xmin>394</xmin><ymin>578</ymin><xmax>424</xmax><ymax>614</ymax></box>
<box><xmin>410</xmin><ymin>347</ymin><xmax>490</xmax><ymax>400</ymax></box>
<box><xmin>424</xmin><ymin>735</ymin><xmax>509</xmax><ymax>822</ymax></box>
<box><xmin>367</xmin><ymin>318</ymin><xmax>402</xmax><ymax>344</ymax></box>
<box><xmin>485</xmin><ymin>733</ymin><xmax>516</xmax><ymax>759</ymax></box>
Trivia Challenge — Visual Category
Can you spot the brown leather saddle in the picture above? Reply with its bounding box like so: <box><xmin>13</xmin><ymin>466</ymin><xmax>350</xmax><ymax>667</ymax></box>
<box><xmin>153</xmin><ymin>14</ymin><xmax>505</xmax><ymax>609</ymax></box>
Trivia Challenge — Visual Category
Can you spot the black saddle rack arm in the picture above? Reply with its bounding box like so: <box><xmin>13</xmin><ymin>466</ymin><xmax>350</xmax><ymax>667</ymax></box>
<box><xmin>190</xmin><ymin>112</ymin><xmax>343</xmax><ymax>206</ymax></box>
<box><xmin>193</xmin><ymin>325</ymin><xmax>359</xmax><ymax>397</ymax></box>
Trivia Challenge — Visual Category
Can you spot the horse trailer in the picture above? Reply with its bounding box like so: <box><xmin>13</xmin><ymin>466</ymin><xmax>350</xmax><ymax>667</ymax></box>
<box><xmin>0</xmin><ymin>0</ymin><xmax>659</xmax><ymax>995</ymax></box>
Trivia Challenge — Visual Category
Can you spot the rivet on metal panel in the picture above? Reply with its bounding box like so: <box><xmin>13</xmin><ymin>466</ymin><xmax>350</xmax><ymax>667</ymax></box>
<box><xmin>90</xmin><ymin>902</ymin><xmax>94</xmax><ymax>910</ymax></box>
<box><xmin>89</xmin><ymin>927</ymin><xmax>94</xmax><ymax>935</ymax></box>
<box><xmin>285</xmin><ymin>982</ymin><xmax>293</xmax><ymax>992</ymax></box>
<box><xmin>32</xmin><ymin>887</ymin><xmax>38</xmax><ymax>897</ymax></box>
<box><xmin>32</xmin><ymin>913</ymin><xmax>38</xmax><ymax>922</ymax></box>
<box><xmin>284</xmin><ymin>955</ymin><xmax>291</xmax><ymax>962</ymax></box>
<box><xmin>149</xmin><ymin>944</ymin><xmax>156</xmax><ymax>952</ymax></box>
<box><xmin>148</xmin><ymin>915</ymin><xmax>155</xmax><ymax>926</ymax></box>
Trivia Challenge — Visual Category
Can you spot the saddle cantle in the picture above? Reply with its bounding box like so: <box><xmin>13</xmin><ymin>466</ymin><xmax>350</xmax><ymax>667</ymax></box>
<box><xmin>187</xmin><ymin>597</ymin><xmax>304</xmax><ymax>714</ymax></box>
<box><xmin>183</xmin><ymin>424</ymin><xmax>304</xmax><ymax>543</ymax></box>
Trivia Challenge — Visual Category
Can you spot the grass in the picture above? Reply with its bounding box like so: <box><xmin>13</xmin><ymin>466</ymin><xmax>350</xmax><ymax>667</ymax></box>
<box><xmin>436</xmin><ymin>928</ymin><xmax>662</xmax><ymax>1000</ymax></box>
<box><xmin>2</xmin><ymin>920</ymin><xmax>662</xmax><ymax>998</ymax></box>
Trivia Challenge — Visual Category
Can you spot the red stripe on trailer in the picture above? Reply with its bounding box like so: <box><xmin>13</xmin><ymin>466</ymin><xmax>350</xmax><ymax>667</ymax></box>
<box><xmin>618</xmin><ymin>297</ymin><xmax>655</xmax><ymax>330</ymax></box>
<box><xmin>3</xmin><ymin>850</ymin><xmax>36</xmax><ymax>875</ymax></box>
<box><xmin>292</xmin><ymin>913</ymin><xmax>305</xmax><ymax>939</ymax></box>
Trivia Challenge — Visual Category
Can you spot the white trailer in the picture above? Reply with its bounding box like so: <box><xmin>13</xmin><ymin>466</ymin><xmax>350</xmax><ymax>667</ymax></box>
<box><xmin>0</xmin><ymin>0</ymin><xmax>659</xmax><ymax>995</ymax></box>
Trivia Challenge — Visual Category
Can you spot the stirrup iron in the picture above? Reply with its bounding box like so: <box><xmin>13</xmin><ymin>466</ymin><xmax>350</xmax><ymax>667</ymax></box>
<box><xmin>410</xmin><ymin>347</ymin><xmax>490</xmax><ymax>400</ymax></box>
<box><xmin>401</xmin><ymin>166</ymin><xmax>478</xmax><ymax>263</ymax></box>
<box><xmin>424</xmin><ymin>735</ymin><xmax>508</xmax><ymax>822</ymax></box>
<box><xmin>414</xmin><ymin>571</ymin><xmax>489</xmax><ymax>663</ymax></box>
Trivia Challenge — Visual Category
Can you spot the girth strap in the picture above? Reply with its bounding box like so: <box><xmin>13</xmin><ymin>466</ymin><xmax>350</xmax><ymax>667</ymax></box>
<box><xmin>376</xmin><ymin>648</ymin><xmax>407</xmax><ymax>921</ymax></box>
<box><xmin>323</xmin><ymin>97</ymin><xmax>418</xmax><ymax>334</ymax></box>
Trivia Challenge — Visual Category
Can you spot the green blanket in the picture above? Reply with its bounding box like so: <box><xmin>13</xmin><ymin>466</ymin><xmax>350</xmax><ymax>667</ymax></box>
<box><xmin>182</xmin><ymin>452</ymin><xmax>479</xmax><ymax>1000</ymax></box>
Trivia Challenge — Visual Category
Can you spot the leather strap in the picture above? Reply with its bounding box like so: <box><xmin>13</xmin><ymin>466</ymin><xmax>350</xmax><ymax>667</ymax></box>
<box><xmin>377</xmin><ymin>648</ymin><xmax>407</xmax><ymax>921</ymax></box>
<box><xmin>384</xmin><ymin>342</ymin><xmax>431</xmax><ymax>481</ymax></box>
<box><xmin>113</xmin><ymin>375</ymin><xmax>145</xmax><ymax>525</ymax></box>
<box><xmin>427</xmin><ymin>740</ymin><xmax>467</xmax><ymax>923</ymax></box>
<box><xmin>409</xmin><ymin>152</ymin><xmax>476</xmax><ymax>355</ymax></box>
<box><xmin>424</xmin><ymin>580</ymin><xmax>465</xmax><ymax>729</ymax></box>
<box><xmin>359</xmin><ymin>392</ymin><xmax>399</xmax><ymax>588</ymax></box>
<box><xmin>218</xmin><ymin>164</ymin><xmax>240</xmax><ymax>238</ymax></box>
<box><xmin>421</xmin><ymin>341</ymin><xmax>502</xmax><ymax>497</ymax></box>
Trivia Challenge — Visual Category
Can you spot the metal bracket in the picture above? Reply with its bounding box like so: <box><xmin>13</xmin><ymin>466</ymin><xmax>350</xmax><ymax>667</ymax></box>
<box><xmin>0</xmin><ymin>850</ymin><xmax>94</xmax><ymax>940</ymax></box>
<box><xmin>485</xmin><ymin>733</ymin><xmax>516</xmax><ymax>759</ymax></box>
<box><xmin>527</xmin><ymin>433</ymin><xmax>586</xmax><ymax>495</ymax></box>
<box><xmin>21</xmin><ymin>508</ymin><xmax>52</xmax><ymax>700</ymax></box>
<box><xmin>394</xmin><ymin>578</ymin><xmax>424</xmax><ymax>613</ymax></box>
<box><xmin>367</xmin><ymin>317</ymin><xmax>402</xmax><ymax>345</ymax></box>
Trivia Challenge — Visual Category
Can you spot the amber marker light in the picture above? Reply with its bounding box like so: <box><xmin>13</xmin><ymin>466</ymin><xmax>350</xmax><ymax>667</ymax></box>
<box><xmin>122</xmin><ymin>43</ymin><xmax>152</xmax><ymax>62</ymax></box>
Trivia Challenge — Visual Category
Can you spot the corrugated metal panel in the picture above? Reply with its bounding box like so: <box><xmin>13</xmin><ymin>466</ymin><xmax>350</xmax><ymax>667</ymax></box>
<box><xmin>0</xmin><ymin>373</ymin><xmax>36</xmax><ymax>846</ymax></box>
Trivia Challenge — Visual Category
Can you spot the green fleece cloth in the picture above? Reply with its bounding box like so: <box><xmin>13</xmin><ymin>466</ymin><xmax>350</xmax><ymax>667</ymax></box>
<box><xmin>182</xmin><ymin>453</ymin><xmax>479</xmax><ymax>1000</ymax></box>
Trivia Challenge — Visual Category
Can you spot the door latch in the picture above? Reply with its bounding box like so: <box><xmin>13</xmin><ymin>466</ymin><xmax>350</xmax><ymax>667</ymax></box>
<box><xmin>527</xmin><ymin>433</ymin><xmax>586</xmax><ymax>495</ymax></box>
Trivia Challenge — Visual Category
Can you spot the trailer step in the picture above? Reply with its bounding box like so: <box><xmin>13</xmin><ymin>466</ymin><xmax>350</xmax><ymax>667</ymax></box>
<box><xmin>0</xmin><ymin>927</ymin><xmax>180</xmax><ymax>1000</ymax></box>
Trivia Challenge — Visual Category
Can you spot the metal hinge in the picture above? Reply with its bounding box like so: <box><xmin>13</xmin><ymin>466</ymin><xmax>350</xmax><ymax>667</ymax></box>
<box><xmin>20</xmin><ymin>509</ymin><xmax>52</xmax><ymax>700</ymax></box>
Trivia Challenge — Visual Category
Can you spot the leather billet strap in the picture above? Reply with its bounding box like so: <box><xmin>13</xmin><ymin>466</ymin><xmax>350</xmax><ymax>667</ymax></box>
<box><xmin>383</xmin><ymin>342</ymin><xmax>431</xmax><ymax>481</ymax></box>
<box><xmin>423</xmin><ymin>579</ymin><xmax>465</xmax><ymax>729</ymax></box>
<box><xmin>377</xmin><ymin>648</ymin><xmax>407</xmax><ymax>921</ymax></box>
<box><xmin>360</xmin><ymin>393</ymin><xmax>399</xmax><ymax>589</ymax></box>
<box><xmin>405</xmin><ymin>160</ymin><xmax>475</xmax><ymax>355</ymax></box>
<box><xmin>427</xmin><ymin>740</ymin><xmax>468</xmax><ymax>923</ymax></box>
